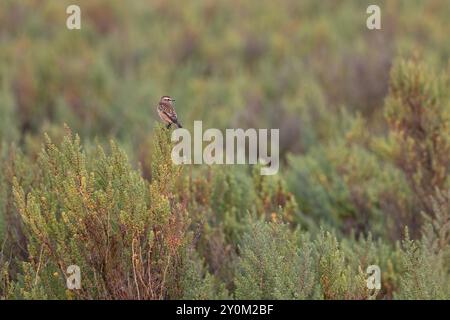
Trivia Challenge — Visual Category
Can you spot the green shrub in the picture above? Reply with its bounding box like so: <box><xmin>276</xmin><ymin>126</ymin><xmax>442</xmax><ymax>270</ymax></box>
<box><xmin>10</xmin><ymin>126</ymin><xmax>220</xmax><ymax>299</ymax></box>
<box><xmin>385</xmin><ymin>59</ymin><xmax>450</xmax><ymax>218</ymax></box>
<box><xmin>234</xmin><ymin>218</ymin><xmax>318</xmax><ymax>299</ymax></box>
<box><xmin>396</xmin><ymin>190</ymin><xmax>450</xmax><ymax>299</ymax></box>
<box><xmin>1</xmin><ymin>0</ymin><xmax>450</xmax><ymax>300</ymax></box>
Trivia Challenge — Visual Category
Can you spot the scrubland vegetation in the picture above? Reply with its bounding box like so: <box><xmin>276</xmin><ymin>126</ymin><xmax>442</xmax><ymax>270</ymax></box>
<box><xmin>0</xmin><ymin>0</ymin><xmax>449</xmax><ymax>299</ymax></box>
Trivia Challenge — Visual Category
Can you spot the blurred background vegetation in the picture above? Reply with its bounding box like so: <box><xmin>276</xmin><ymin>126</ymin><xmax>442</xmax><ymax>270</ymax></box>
<box><xmin>0</xmin><ymin>0</ymin><xmax>449</xmax><ymax>299</ymax></box>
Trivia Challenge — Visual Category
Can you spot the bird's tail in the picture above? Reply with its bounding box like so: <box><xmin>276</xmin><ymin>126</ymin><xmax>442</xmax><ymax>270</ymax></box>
<box><xmin>175</xmin><ymin>121</ymin><xmax>182</xmax><ymax>128</ymax></box>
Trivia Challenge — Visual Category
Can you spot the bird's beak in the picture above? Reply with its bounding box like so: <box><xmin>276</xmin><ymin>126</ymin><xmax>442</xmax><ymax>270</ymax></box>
<box><xmin>171</xmin><ymin>99</ymin><xmax>176</xmax><ymax>102</ymax></box>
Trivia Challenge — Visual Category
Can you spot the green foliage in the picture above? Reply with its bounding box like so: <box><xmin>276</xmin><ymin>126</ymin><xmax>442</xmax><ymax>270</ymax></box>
<box><xmin>314</xmin><ymin>229</ymin><xmax>368</xmax><ymax>299</ymax></box>
<box><xmin>385</xmin><ymin>59</ymin><xmax>450</xmax><ymax>215</ymax></box>
<box><xmin>235</xmin><ymin>218</ymin><xmax>317</xmax><ymax>299</ymax></box>
<box><xmin>396</xmin><ymin>190</ymin><xmax>450</xmax><ymax>299</ymax></box>
<box><xmin>287</xmin><ymin>58</ymin><xmax>450</xmax><ymax>241</ymax></box>
<box><xmin>1</xmin><ymin>0</ymin><xmax>450</xmax><ymax>300</ymax></box>
<box><xmin>8</xmin><ymin>127</ymin><xmax>221</xmax><ymax>299</ymax></box>
<box><xmin>396</xmin><ymin>231</ymin><xmax>447</xmax><ymax>299</ymax></box>
<box><xmin>1</xmin><ymin>125</ymin><xmax>450</xmax><ymax>299</ymax></box>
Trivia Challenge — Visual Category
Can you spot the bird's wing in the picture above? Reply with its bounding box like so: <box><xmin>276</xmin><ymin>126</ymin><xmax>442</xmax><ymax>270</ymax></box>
<box><xmin>159</xmin><ymin>104</ymin><xmax>178</xmax><ymax>123</ymax></box>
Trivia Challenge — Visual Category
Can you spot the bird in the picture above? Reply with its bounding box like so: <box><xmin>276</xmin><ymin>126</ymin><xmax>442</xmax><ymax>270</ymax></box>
<box><xmin>157</xmin><ymin>95</ymin><xmax>183</xmax><ymax>129</ymax></box>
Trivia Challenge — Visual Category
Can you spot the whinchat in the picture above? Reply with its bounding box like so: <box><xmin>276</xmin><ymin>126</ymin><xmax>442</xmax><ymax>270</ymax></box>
<box><xmin>157</xmin><ymin>95</ymin><xmax>183</xmax><ymax>129</ymax></box>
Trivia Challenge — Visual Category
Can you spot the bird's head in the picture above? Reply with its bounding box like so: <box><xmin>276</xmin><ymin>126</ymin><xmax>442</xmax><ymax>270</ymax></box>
<box><xmin>160</xmin><ymin>96</ymin><xmax>175</xmax><ymax>104</ymax></box>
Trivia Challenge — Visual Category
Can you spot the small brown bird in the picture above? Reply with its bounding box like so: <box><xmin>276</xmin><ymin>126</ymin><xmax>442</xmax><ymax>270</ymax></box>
<box><xmin>157</xmin><ymin>95</ymin><xmax>182</xmax><ymax>129</ymax></box>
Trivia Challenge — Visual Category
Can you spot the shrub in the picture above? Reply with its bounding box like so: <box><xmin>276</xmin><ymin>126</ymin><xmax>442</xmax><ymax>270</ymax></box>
<box><xmin>385</xmin><ymin>59</ymin><xmax>450</xmax><ymax>219</ymax></box>
<box><xmin>10</xmin><ymin>126</ymin><xmax>220</xmax><ymax>299</ymax></box>
<box><xmin>1</xmin><ymin>0</ymin><xmax>450</xmax><ymax>300</ymax></box>
<box><xmin>234</xmin><ymin>218</ymin><xmax>317</xmax><ymax>299</ymax></box>
<box><xmin>396</xmin><ymin>190</ymin><xmax>450</xmax><ymax>299</ymax></box>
